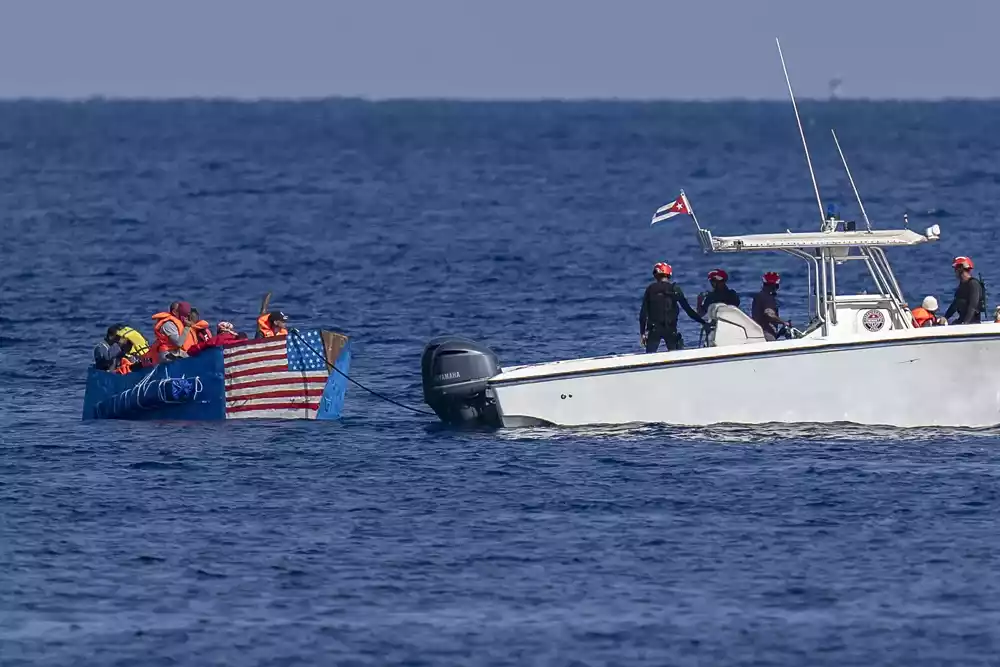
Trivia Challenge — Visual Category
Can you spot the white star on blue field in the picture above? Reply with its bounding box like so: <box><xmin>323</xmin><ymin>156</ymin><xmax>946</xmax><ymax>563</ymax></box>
<box><xmin>287</xmin><ymin>331</ymin><xmax>328</xmax><ymax>372</ymax></box>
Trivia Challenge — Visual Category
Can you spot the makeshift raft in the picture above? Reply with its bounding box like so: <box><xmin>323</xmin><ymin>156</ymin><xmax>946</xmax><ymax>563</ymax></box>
<box><xmin>82</xmin><ymin>329</ymin><xmax>350</xmax><ymax>420</ymax></box>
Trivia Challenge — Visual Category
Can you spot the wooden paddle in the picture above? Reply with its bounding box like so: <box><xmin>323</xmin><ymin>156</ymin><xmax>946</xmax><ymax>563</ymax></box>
<box><xmin>257</xmin><ymin>292</ymin><xmax>272</xmax><ymax>337</ymax></box>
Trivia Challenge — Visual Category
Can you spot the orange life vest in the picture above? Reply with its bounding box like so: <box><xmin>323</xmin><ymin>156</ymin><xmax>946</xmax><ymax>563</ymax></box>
<box><xmin>911</xmin><ymin>307</ymin><xmax>936</xmax><ymax>328</ymax></box>
<box><xmin>257</xmin><ymin>313</ymin><xmax>286</xmax><ymax>338</ymax></box>
<box><xmin>190</xmin><ymin>320</ymin><xmax>211</xmax><ymax>345</ymax></box>
<box><xmin>139</xmin><ymin>345</ymin><xmax>158</xmax><ymax>367</ymax></box>
<box><xmin>116</xmin><ymin>357</ymin><xmax>134</xmax><ymax>375</ymax></box>
<box><xmin>152</xmin><ymin>312</ymin><xmax>194</xmax><ymax>356</ymax></box>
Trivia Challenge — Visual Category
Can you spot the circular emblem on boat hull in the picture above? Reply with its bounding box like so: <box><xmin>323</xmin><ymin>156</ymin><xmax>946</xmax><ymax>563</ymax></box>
<box><xmin>862</xmin><ymin>309</ymin><xmax>886</xmax><ymax>332</ymax></box>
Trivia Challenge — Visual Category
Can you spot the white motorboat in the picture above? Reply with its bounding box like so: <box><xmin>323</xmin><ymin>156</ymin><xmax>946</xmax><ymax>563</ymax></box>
<box><xmin>419</xmin><ymin>41</ymin><xmax>1000</xmax><ymax>429</ymax></box>
<box><xmin>422</xmin><ymin>220</ymin><xmax>1000</xmax><ymax>428</ymax></box>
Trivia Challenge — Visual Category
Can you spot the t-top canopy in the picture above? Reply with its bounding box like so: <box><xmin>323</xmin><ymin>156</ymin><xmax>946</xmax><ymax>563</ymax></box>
<box><xmin>704</xmin><ymin>228</ymin><xmax>934</xmax><ymax>253</ymax></box>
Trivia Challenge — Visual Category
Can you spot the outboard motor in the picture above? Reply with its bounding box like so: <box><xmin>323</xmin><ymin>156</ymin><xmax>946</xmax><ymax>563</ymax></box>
<box><xmin>421</xmin><ymin>336</ymin><xmax>502</xmax><ymax>426</ymax></box>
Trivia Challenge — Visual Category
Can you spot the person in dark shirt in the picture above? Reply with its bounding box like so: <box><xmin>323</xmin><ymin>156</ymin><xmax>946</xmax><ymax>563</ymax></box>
<box><xmin>751</xmin><ymin>272</ymin><xmax>791</xmax><ymax>341</ymax></box>
<box><xmin>945</xmin><ymin>256</ymin><xmax>984</xmax><ymax>324</ymax></box>
<box><xmin>698</xmin><ymin>268</ymin><xmax>741</xmax><ymax>316</ymax></box>
<box><xmin>639</xmin><ymin>262</ymin><xmax>708</xmax><ymax>353</ymax></box>
<box><xmin>93</xmin><ymin>324</ymin><xmax>125</xmax><ymax>371</ymax></box>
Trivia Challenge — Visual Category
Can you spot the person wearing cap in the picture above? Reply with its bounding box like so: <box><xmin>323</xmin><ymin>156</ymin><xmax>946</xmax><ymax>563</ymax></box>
<box><xmin>187</xmin><ymin>321</ymin><xmax>245</xmax><ymax>356</ymax></box>
<box><xmin>256</xmin><ymin>311</ymin><xmax>288</xmax><ymax>338</ymax></box>
<box><xmin>697</xmin><ymin>268</ymin><xmax>741</xmax><ymax>317</ymax></box>
<box><xmin>752</xmin><ymin>272</ymin><xmax>791</xmax><ymax>341</ymax></box>
<box><xmin>945</xmin><ymin>256</ymin><xmax>984</xmax><ymax>324</ymax></box>
<box><xmin>639</xmin><ymin>262</ymin><xmax>708</xmax><ymax>353</ymax></box>
<box><xmin>150</xmin><ymin>301</ymin><xmax>198</xmax><ymax>362</ymax></box>
<box><xmin>911</xmin><ymin>296</ymin><xmax>947</xmax><ymax>328</ymax></box>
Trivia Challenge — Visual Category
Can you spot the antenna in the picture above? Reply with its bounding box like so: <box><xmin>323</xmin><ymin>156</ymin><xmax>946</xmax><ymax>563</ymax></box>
<box><xmin>776</xmin><ymin>38</ymin><xmax>826</xmax><ymax>230</ymax></box>
<box><xmin>831</xmin><ymin>129</ymin><xmax>872</xmax><ymax>232</ymax></box>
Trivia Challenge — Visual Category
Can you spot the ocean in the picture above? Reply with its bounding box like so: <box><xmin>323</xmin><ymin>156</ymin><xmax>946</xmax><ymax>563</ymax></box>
<box><xmin>3</xmin><ymin>100</ymin><xmax>1000</xmax><ymax>665</ymax></box>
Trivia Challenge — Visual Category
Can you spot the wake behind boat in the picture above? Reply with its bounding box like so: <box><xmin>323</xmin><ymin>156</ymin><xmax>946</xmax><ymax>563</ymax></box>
<box><xmin>418</xmin><ymin>40</ymin><xmax>1000</xmax><ymax>430</ymax></box>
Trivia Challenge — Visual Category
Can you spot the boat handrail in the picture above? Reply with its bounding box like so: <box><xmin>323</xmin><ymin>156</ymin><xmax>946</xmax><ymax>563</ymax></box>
<box><xmin>781</xmin><ymin>248</ymin><xmax>822</xmax><ymax>325</ymax></box>
<box><xmin>860</xmin><ymin>247</ymin><xmax>911</xmax><ymax>326</ymax></box>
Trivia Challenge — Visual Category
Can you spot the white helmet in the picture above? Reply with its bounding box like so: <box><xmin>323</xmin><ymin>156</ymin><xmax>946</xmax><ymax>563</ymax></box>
<box><xmin>922</xmin><ymin>296</ymin><xmax>939</xmax><ymax>311</ymax></box>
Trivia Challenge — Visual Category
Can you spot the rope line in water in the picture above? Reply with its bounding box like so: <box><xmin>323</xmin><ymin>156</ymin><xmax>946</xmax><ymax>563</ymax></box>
<box><xmin>289</xmin><ymin>329</ymin><xmax>434</xmax><ymax>417</ymax></box>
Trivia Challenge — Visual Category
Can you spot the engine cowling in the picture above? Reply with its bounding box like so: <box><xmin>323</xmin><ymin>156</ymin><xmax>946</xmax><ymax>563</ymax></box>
<box><xmin>421</xmin><ymin>336</ymin><xmax>502</xmax><ymax>426</ymax></box>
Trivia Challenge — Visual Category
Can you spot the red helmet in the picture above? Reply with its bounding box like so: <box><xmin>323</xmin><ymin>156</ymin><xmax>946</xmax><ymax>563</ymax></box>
<box><xmin>707</xmin><ymin>269</ymin><xmax>728</xmax><ymax>282</ymax></box>
<box><xmin>763</xmin><ymin>271</ymin><xmax>781</xmax><ymax>285</ymax></box>
<box><xmin>953</xmin><ymin>256</ymin><xmax>974</xmax><ymax>270</ymax></box>
<box><xmin>653</xmin><ymin>262</ymin><xmax>672</xmax><ymax>277</ymax></box>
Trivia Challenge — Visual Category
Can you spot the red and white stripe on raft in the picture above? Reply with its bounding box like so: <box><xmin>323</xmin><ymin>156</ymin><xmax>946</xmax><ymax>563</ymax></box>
<box><xmin>222</xmin><ymin>335</ymin><xmax>328</xmax><ymax>419</ymax></box>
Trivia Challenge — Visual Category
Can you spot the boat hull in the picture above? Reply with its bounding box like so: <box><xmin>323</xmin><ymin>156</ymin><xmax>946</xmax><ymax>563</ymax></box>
<box><xmin>82</xmin><ymin>330</ymin><xmax>351</xmax><ymax>421</ymax></box>
<box><xmin>489</xmin><ymin>327</ymin><xmax>1000</xmax><ymax>428</ymax></box>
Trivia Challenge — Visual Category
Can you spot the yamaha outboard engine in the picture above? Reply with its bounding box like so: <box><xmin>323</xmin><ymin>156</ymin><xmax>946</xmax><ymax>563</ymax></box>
<box><xmin>421</xmin><ymin>336</ymin><xmax>502</xmax><ymax>426</ymax></box>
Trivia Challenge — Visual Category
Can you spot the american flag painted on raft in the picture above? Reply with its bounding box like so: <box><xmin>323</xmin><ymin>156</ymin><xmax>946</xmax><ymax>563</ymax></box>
<box><xmin>223</xmin><ymin>331</ymin><xmax>337</xmax><ymax>419</ymax></box>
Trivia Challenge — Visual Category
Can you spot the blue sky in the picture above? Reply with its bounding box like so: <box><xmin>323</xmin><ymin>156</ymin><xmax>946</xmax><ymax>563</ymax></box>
<box><xmin>0</xmin><ymin>0</ymin><xmax>996</xmax><ymax>99</ymax></box>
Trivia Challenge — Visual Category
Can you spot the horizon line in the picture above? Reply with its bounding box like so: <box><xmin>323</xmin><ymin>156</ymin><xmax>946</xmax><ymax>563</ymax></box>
<box><xmin>1</xmin><ymin>94</ymin><xmax>1000</xmax><ymax>104</ymax></box>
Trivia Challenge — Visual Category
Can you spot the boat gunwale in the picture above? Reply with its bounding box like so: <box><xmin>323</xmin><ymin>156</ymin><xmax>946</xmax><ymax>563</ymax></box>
<box><xmin>491</xmin><ymin>325</ymin><xmax>1000</xmax><ymax>387</ymax></box>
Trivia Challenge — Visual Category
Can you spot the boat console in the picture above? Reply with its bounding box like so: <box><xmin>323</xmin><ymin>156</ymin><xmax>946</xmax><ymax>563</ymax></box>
<box><xmin>826</xmin><ymin>294</ymin><xmax>908</xmax><ymax>336</ymax></box>
<box><xmin>705</xmin><ymin>304</ymin><xmax>766</xmax><ymax>347</ymax></box>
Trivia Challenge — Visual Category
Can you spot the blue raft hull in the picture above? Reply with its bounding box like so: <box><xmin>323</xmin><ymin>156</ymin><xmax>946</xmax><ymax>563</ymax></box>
<box><xmin>82</xmin><ymin>330</ymin><xmax>351</xmax><ymax>421</ymax></box>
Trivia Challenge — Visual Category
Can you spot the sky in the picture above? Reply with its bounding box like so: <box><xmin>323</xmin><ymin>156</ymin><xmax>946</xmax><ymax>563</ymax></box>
<box><xmin>0</xmin><ymin>0</ymin><xmax>997</xmax><ymax>100</ymax></box>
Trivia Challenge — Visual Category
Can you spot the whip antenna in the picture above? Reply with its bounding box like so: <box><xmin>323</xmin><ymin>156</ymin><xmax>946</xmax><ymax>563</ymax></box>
<box><xmin>831</xmin><ymin>129</ymin><xmax>872</xmax><ymax>232</ymax></box>
<box><xmin>776</xmin><ymin>38</ymin><xmax>826</xmax><ymax>230</ymax></box>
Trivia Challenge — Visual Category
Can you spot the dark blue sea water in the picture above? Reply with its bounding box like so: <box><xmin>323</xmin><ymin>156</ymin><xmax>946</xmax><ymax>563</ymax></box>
<box><xmin>3</xmin><ymin>100</ymin><xmax>1000</xmax><ymax>666</ymax></box>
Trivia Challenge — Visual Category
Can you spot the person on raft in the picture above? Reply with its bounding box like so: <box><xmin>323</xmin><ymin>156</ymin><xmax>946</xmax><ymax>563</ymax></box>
<box><xmin>188</xmin><ymin>308</ymin><xmax>213</xmax><ymax>343</ymax></box>
<box><xmin>94</xmin><ymin>324</ymin><xmax>150</xmax><ymax>374</ymax></box>
<box><xmin>187</xmin><ymin>321</ymin><xmax>247</xmax><ymax>356</ymax></box>
<box><xmin>151</xmin><ymin>301</ymin><xmax>201</xmax><ymax>362</ymax></box>
<box><xmin>257</xmin><ymin>311</ymin><xmax>289</xmax><ymax>338</ymax></box>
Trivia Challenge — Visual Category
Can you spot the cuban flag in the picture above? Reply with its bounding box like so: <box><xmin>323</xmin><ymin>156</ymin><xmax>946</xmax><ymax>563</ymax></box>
<box><xmin>651</xmin><ymin>192</ymin><xmax>692</xmax><ymax>225</ymax></box>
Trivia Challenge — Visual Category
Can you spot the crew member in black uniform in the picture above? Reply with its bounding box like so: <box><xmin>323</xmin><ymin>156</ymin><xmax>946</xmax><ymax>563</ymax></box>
<box><xmin>946</xmin><ymin>256</ymin><xmax>984</xmax><ymax>324</ymax></box>
<box><xmin>639</xmin><ymin>262</ymin><xmax>708</xmax><ymax>353</ymax></box>
<box><xmin>697</xmin><ymin>268</ymin><xmax>741</xmax><ymax>316</ymax></box>
<box><xmin>752</xmin><ymin>272</ymin><xmax>792</xmax><ymax>341</ymax></box>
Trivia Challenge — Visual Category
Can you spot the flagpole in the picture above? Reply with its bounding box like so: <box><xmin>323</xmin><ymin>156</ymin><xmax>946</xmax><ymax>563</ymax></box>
<box><xmin>680</xmin><ymin>190</ymin><xmax>703</xmax><ymax>233</ymax></box>
<box><xmin>681</xmin><ymin>190</ymin><xmax>712</xmax><ymax>253</ymax></box>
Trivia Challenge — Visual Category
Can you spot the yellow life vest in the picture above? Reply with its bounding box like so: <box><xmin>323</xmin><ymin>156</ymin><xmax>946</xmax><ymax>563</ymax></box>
<box><xmin>115</xmin><ymin>325</ymin><xmax>150</xmax><ymax>358</ymax></box>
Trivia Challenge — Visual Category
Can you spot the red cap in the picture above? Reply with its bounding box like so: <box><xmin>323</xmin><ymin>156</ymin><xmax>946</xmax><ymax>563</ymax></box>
<box><xmin>708</xmin><ymin>269</ymin><xmax>728</xmax><ymax>282</ymax></box>
<box><xmin>175</xmin><ymin>301</ymin><xmax>192</xmax><ymax>318</ymax></box>
<box><xmin>953</xmin><ymin>256</ymin><xmax>974</xmax><ymax>270</ymax></box>
<box><xmin>653</xmin><ymin>262</ymin><xmax>672</xmax><ymax>276</ymax></box>
<box><xmin>763</xmin><ymin>272</ymin><xmax>781</xmax><ymax>285</ymax></box>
